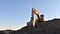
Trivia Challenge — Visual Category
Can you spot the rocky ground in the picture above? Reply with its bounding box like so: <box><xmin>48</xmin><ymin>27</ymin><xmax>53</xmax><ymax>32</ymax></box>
<box><xmin>0</xmin><ymin>18</ymin><xmax>60</xmax><ymax>34</ymax></box>
<box><xmin>15</xmin><ymin>18</ymin><xmax>60</xmax><ymax>34</ymax></box>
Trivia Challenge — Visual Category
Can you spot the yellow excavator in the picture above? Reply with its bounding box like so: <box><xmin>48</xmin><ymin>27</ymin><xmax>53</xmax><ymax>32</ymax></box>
<box><xmin>32</xmin><ymin>8</ymin><xmax>44</xmax><ymax>27</ymax></box>
<box><xmin>27</xmin><ymin>8</ymin><xmax>46</xmax><ymax>32</ymax></box>
<box><xmin>27</xmin><ymin>8</ymin><xmax>44</xmax><ymax>27</ymax></box>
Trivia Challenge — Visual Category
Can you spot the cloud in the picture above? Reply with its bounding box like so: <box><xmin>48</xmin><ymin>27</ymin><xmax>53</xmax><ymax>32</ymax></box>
<box><xmin>0</xmin><ymin>25</ymin><xmax>22</xmax><ymax>31</ymax></box>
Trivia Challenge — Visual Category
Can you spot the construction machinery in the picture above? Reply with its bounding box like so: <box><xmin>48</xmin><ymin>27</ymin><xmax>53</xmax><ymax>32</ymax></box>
<box><xmin>32</xmin><ymin>8</ymin><xmax>44</xmax><ymax>27</ymax></box>
<box><xmin>27</xmin><ymin>8</ymin><xmax>44</xmax><ymax>27</ymax></box>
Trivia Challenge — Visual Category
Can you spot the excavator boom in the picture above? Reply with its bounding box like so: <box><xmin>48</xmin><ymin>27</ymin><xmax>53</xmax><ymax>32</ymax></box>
<box><xmin>32</xmin><ymin>8</ymin><xmax>41</xmax><ymax>21</ymax></box>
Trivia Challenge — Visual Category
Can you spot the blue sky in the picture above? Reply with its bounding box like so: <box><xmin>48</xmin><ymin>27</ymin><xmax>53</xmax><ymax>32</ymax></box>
<box><xmin>0</xmin><ymin>0</ymin><xmax>60</xmax><ymax>30</ymax></box>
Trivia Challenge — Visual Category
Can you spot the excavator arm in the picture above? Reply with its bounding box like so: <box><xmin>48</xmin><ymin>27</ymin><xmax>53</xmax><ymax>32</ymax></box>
<box><xmin>32</xmin><ymin>8</ymin><xmax>40</xmax><ymax>20</ymax></box>
<box><xmin>32</xmin><ymin>8</ymin><xmax>41</xmax><ymax>22</ymax></box>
